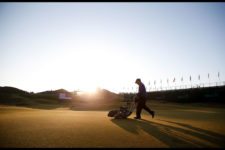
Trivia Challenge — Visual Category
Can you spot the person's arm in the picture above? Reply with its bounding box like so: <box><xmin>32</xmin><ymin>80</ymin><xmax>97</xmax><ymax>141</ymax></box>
<box><xmin>137</xmin><ymin>84</ymin><xmax>145</xmax><ymax>98</ymax></box>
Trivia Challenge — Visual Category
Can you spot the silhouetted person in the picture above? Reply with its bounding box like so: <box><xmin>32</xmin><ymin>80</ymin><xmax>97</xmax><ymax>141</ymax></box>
<box><xmin>134</xmin><ymin>78</ymin><xmax>155</xmax><ymax>119</ymax></box>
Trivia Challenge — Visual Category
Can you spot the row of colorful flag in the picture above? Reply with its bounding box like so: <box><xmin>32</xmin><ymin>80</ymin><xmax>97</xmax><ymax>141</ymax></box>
<box><xmin>122</xmin><ymin>72</ymin><xmax>221</xmax><ymax>92</ymax></box>
<box><xmin>147</xmin><ymin>72</ymin><xmax>220</xmax><ymax>85</ymax></box>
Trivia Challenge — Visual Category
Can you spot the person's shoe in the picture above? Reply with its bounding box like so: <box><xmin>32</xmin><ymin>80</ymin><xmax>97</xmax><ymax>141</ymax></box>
<box><xmin>151</xmin><ymin>111</ymin><xmax>155</xmax><ymax>118</ymax></box>
<box><xmin>134</xmin><ymin>116</ymin><xmax>141</xmax><ymax>120</ymax></box>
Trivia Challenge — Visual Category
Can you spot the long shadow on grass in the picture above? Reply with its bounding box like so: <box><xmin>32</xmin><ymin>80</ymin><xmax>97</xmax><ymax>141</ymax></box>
<box><xmin>157</xmin><ymin>119</ymin><xmax>225</xmax><ymax>147</ymax></box>
<box><xmin>111</xmin><ymin>118</ymin><xmax>225</xmax><ymax>148</ymax></box>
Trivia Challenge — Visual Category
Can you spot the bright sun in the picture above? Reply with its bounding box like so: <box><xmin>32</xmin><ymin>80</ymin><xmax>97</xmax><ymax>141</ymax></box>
<box><xmin>85</xmin><ymin>86</ymin><xmax>98</xmax><ymax>94</ymax></box>
<box><xmin>76</xmin><ymin>86</ymin><xmax>98</xmax><ymax>95</ymax></box>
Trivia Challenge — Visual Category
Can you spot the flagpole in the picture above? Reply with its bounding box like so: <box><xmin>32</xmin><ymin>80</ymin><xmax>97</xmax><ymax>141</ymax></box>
<box><xmin>175</xmin><ymin>78</ymin><xmax>176</xmax><ymax>90</ymax></box>
<box><xmin>160</xmin><ymin>79</ymin><xmax>162</xmax><ymax>91</ymax></box>
<box><xmin>208</xmin><ymin>73</ymin><xmax>210</xmax><ymax>87</ymax></box>
<box><xmin>181</xmin><ymin>76</ymin><xmax>183</xmax><ymax>89</ymax></box>
<box><xmin>167</xmin><ymin>78</ymin><xmax>169</xmax><ymax>91</ymax></box>
<box><xmin>218</xmin><ymin>72</ymin><xmax>220</xmax><ymax>86</ymax></box>
<box><xmin>190</xmin><ymin>75</ymin><xmax>192</xmax><ymax>89</ymax></box>
<box><xmin>173</xmin><ymin>77</ymin><xmax>176</xmax><ymax>90</ymax></box>
<box><xmin>154</xmin><ymin>80</ymin><xmax>156</xmax><ymax>91</ymax></box>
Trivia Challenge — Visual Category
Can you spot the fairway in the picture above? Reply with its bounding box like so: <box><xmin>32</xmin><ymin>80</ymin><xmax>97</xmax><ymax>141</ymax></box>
<box><xmin>0</xmin><ymin>102</ymin><xmax>225</xmax><ymax>148</ymax></box>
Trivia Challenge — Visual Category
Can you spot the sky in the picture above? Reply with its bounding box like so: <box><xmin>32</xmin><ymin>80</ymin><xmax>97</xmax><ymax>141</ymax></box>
<box><xmin>0</xmin><ymin>2</ymin><xmax>225</xmax><ymax>93</ymax></box>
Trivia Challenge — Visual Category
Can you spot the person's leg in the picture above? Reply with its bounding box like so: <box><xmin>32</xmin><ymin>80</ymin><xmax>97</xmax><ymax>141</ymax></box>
<box><xmin>135</xmin><ymin>102</ymin><xmax>143</xmax><ymax>119</ymax></box>
<box><xmin>143</xmin><ymin>103</ymin><xmax>155</xmax><ymax>118</ymax></box>
<box><xmin>143</xmin><ymin>104</ymin><xmax>153</xmax><ymax>113</ymax></box>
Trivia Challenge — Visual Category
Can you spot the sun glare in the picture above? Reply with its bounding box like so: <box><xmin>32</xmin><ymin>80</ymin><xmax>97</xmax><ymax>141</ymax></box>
<box><xmin>76</xmin><ymin>86</ymin><xmax>98</xmax><ymax>96</ymax></box>
<box><xmin>85</xmin><ymin>87</ymin><xmax>97</xmax><ymax>94</ymax></box>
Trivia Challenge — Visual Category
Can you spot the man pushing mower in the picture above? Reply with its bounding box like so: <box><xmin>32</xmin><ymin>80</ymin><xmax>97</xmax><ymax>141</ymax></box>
<box><xmin>108</xmin><ymin>78</ymin><xmax>155</xmax><ymax>119</ymax></box>
<box><xmin>134</xmin><ymin>78</ymin><xmax>155</xmax><ymax>119</ymax></box>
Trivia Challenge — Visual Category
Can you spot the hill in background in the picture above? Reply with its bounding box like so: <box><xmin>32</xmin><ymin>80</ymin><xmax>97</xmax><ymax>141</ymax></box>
<box><xmin>0</xmin><ymin>86</ymin><xmax>122</xmax><ymax>110</ymax></box>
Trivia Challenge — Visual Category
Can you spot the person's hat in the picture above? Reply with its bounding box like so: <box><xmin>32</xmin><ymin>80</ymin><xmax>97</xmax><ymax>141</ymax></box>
<box><xmin>135</xmin><ymin>78</ymin><xmax>141</xmax><ymax>83</ymax></box>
